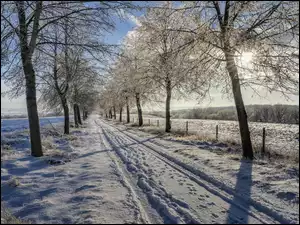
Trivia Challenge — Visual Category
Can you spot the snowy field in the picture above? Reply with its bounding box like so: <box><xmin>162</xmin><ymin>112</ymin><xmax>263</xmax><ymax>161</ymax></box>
<box><xmin>129</xmin><ymin>114</ymin><xmax>299</xmax><ymax>160</ymax></box>
<box><xmin>1</xmin><ymin>117</ymin><xmax>64</xmax><ymax>133</ymax></box>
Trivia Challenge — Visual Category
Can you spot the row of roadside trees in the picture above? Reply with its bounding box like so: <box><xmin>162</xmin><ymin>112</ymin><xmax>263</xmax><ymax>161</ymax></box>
<box><xmin>99</xmin><ymin>1</ymin><xmax>299</xmax><ymax>160</ymax></box>
<box><xmin>1</xmin><ymin>1</ymin><xmax>298</xmax><ymax>160</ymax></box>
<box><xmin>1</xmin><ymin>1</ymin><xmax>138</xmax><ymax>157</ymax></box>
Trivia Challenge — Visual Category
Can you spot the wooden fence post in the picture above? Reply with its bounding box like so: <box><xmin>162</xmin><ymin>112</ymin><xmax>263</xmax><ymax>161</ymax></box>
<box><xmin>216</xmin><ymin>125</ymin><xmax>218</xmax><ymax>141</ymax></box>
<box><xmin>133</xmin><ymin>117</ymin><xmax>134</xmax><ymax>123</ymax></box>
<box><xmin>262</xmin><ymin>127</ymin><xmax>266</xmax><ymax>156</ymax></box>
<box><xmin>186</xmin><ymin>121</ymin><xmax>188</xmax><ymax>135</ymax></box>
<box><xmin>157</xmin><ymin>120</ymin><xmax>159</xmax><ymax>127</ymax></box>
<box><xmin>149</xmin><ymin>119</ymin><xmax>150</xmax><ymax>125</ymax></box>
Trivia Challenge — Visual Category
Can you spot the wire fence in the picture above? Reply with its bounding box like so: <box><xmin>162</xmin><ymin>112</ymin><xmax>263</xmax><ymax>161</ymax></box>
<box><xmin>116</xmin><ymin>115</ymin><xmax>299</xmax><ymax>158</ymax></box>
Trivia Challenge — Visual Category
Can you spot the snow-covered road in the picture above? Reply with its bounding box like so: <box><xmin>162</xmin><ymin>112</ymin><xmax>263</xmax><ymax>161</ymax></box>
<box><xmin>94</xmin><ymin>116</ymin><xmax>299</xmax><ymax>224</ymax></box>
<box><xmin>2</xmin><ymin>118</ymin><xmax>146</xmax><ymax>224</ymax></box>
<box><xmin>2</xmin><ymin>115</ymin><xmax>298</xmax><ymax>224</ymax></box>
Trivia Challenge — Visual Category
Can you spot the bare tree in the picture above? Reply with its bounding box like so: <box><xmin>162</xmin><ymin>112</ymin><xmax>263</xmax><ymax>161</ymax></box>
<box><xmin>272</xmin><ymin>104</ymin><xmax>288</xmax><ymax>123</ymax></box>
<box><xmin>176</xmin><ymin>1</ymin><xmax>299</xmax><ymax>159</ymax></box>
<box><xmin>107</xmin><ymin>51</ymin><xmax>150</xmax><ymax>126</ymax></box>
<box><xmin>131</xmin><ymin>2</ymin><xmax>213</xmax><ymax>132</ymax></box>
<box><xmin>38</xmin><ymin>20</ymin><xmax>84</xmax><ymax>134</ymax></box>
<box><xmin>1</xmin><ymin>1</ymin><xmax>137</xmax><ymax>156</ymax></box>
<box><xmin>261</xmin><ymin>106</ymin><xmax>270</xmax><ymax>122</ymax></box>
<box><xmin>1</xmin><ymin>1</ymin><xmax>44</xmax><ymax>157</ymax></box>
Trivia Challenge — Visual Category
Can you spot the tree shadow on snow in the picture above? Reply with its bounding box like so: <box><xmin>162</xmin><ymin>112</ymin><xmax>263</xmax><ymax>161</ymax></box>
<box><xmin>1</xmin><ymin>156</ymin><xmax>50</xmax><ymax>177</ymax></box>
<box><xmin>226</xmin><ymin>159</ymin><xmax>253</xmax><ymax>224</ymax></box>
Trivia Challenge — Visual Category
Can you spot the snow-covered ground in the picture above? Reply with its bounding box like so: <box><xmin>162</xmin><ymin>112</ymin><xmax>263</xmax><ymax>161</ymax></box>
<box><xmin>129</xmin><ymin>114</ymin><xmax>299</xmax><ymax>160</ymax></box>
<box><xmin>1</xmin><ymin>119</ymin><xmax>146</xmax><ymax>224</ymax></box>
<box><xmin>1</xmin><ymin>115</ymin><xmax>299</xmax><ymax>224</ymax></box>
<box><xmin>1</xmin><ymin>117</ymin><xmax>65</xmax><ymax>133</ymax></box>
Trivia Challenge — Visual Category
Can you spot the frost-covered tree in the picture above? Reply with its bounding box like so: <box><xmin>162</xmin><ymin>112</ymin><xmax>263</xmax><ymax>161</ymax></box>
<box><xmin>118</xmin><ymin>37</ymin><xmax>158</xmax><ymax>126</ymax></box>
<box><xmin>176</xmin><ymin>1</ymin><xmax>299</xmax><ymax>159</ymax></box>
<box><xmin>1</xmin><ymin>1</ymin><xmax>137</xmax><ymax>156</ymax></box>
<box><xmin>135</xmin><ymin>2</ymin><xmax>212</xmax><ymax>132</ymax></box>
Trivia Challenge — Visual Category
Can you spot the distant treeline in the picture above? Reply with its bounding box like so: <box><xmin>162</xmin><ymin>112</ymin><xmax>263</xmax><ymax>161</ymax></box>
<box><xmin>1</xmin><ymin>112</ymin><xmax>64</xmax><ymax>119</ymax></box>
<box><xmin>146</xmin><ymin>104</ymin><xmax>299</xmax><ymax>124</ymax></box>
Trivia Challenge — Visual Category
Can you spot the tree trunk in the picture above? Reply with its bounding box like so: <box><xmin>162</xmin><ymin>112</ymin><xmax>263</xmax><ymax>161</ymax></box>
<box><xmin>24</xmin><ymin>63</ymin><xmax>43</xmax><ymax>157</ymax></box>
<box><xmin>83</xmin><ymin>110</ymin><xmax>87</xmax><ymax>120</ymax></box>
<box><xmin>109</xmin><ymin>109</ymin><xmax>112</xmax><ymax>119</ymax></box>
<box><xmin>113</xmin><ymin>106</ymin><xmax>116</xmax><ymax>120</ymax></box>
<box><xmin>225</xmin><ymin>51</ymin><xmax>253</xmax><ymax>159</ymax></box>
<box><xmin>165</xmin><ymin>79</ymin><xmax>172</xmax><ymax>132</ymax></box>
<box><xmin>62</xmin><ymin>98</ymin><xmax>69</xmax><ymax>134</ymax></box>
<box><xmin>73</xmin><ymin>104</ymin><xmax>78</xmax><ymax>128</ymax></box>
<box><xmin>126</xmin><ymin>96</ymin><xmax>130</xmax><ymax>123</ymax></box>
<box><xmin>76</xmin><ymin>104</ymin><xmax>82</xmax><ymax>125</ymax></box>
<box><xmin>135</xmin><ymin>92</ymin><xmax>143</xmax><ymax>126</ymax></box>
<box><xmin>82</xmin><ymin>107</ymin><xmax>85</xmax><ymax>121</ymax></box>
<box><xmin>105</xmin><ymin>113</ymin><xmax>108</xmax><ymax>118</ymax></box>
<box><xmin>83</xmin><ymin>107</ymin><xmax>87</xmax><ymax>120</ymax></box>
<box><xmin>119</xmin><ymin>107</ymin><xmax>123</xmax><ymax>122</ymax></box>
<box><xmin>17</xmin><ymin>1</ymin><xmax>43</xmax><ymax>157</ymax></box>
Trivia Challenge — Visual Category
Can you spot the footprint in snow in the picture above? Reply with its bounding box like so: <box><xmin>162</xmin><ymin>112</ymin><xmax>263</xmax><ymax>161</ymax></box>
<box><xmin>198</xmin><ymin>204</ymin><xmax>207</xmax><ymax>208</ymax></box>
<box><xmin>81</xmin><ymin>164</ymin><xmax>90</xmax><ymax>168</ymax></box>
<box><xmin>212</xmin><ymin>213</ymin><xmax>219</xmax><ymax>218</ymax></box>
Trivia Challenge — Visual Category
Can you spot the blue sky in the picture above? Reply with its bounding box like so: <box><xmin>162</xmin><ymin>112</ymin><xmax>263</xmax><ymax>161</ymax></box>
<box><xmin>1</xmin><ymin>1</ymin><xmax>299</xmax><ymax>114</ymax></box>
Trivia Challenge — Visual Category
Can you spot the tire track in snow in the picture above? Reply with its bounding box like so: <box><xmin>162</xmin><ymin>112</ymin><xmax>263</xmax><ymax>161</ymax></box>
<box><xmin>116</xmin><ymin>128</ymin><xmax>292</xmax><ymax>224</ymax></box>
<box><xmin>101</xmin><ymin>122</ymin><xmax>230</xmax><ymax>223</ymax></box>
<box><xmin>123</xmin><ymin>126</ymin><xmax>297</xmax><ymax>224</ymax></box>
<box><xmin>94</xmin><ymin>120</ymin><xmax>151</xmax><ymax>224</ymax></box>
<box><xmin>98</xmin><ymin>121</ymin><xmax>202</xmax><ymax>224</ymax></box>
<box><xmin>100</xmin><ymin>119</ymin><xmax>288</xmax><ymax>224</ymax></box>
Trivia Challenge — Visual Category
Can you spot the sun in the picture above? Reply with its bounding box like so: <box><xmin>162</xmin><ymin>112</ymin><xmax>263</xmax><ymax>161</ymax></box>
<box><xmin>240</xmin><ymin>52</ymin><xmax>253</xmax><ymax>64</ymax></box>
